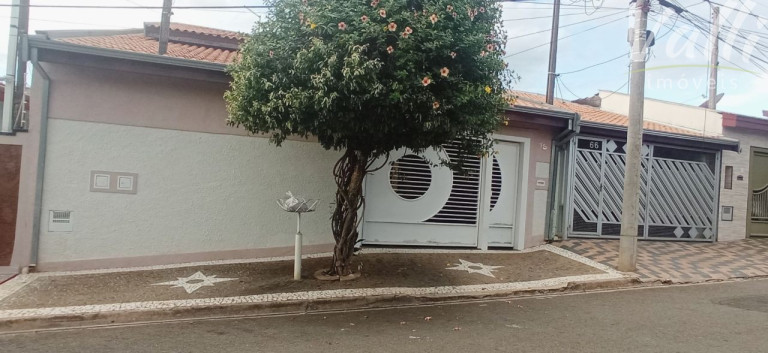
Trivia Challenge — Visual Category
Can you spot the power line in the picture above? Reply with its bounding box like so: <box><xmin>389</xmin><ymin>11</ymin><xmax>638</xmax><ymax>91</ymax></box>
<box><xmin>676</xmin><ymin>10</ymin><xmax>768</xmax><ymax>74</ymax></box>
<box><xmin>499</xmin><ymin>0</ymin><xmax>628</xmax><ymax>11</ymax></box>
<box><xmin>702</xmin><ymin>0</ymin><xmax>768</xmax><ymax>25</ymax></box>
<box><xmin>601</xmin><ymin>79</ymin><xmax>630</xmax><ymax>100</ymax></box>
<box><xmin>505</xmin><ymin>14</ymin><xmax>629</xmax><ymax>57</ymax></box>
<box><xmin>557</xmin><ymin>76</ymin><xmax>582</xmax><ymax>99</ymax></box>
<box><xmin>503</xmin><ymin>8</ymin><xmax>622</xmax><ymax>22</ymax></box>
<box><xmin>652</xmin><ymin>1</ymin><xmax>768</xmax><ymax>76</ymax></box>
<box><xmin>555</xmin><ymin>76</ymin><xmax>565</xmax><ymax>101</ymax></box>
<box><xmin>559</xmin><ymin>51</ymin><xmax>629</xmax><ymax>75</ymax></box>
<box><xmin>508</xmin><ymin>10</ymin><xmax>626</xmax><ymax>40</ymax></box>
<box><xmin>29</xmin><ymin>17</ymin><xmax>132</xmax><ymax>28</ymax></box>
<box><xmin>0</xmin><ymin>1</ymin><xmax>629</xmax><ymax>11</ymax></box>
<box><xmin>661</xmin><ymin>19</ymin><xmax>764</xmax><ymax>77</ymax></box>
<box><xmin>0</xmin><ymin>4</ymin><xmax>273</xmax><ymax>9</ymax></box>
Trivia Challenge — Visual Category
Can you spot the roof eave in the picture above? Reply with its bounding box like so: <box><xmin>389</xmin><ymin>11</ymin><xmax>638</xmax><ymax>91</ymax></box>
<box><xmin>580</xmin><ymin>120</ymin><xmax>739</xmax><ymax>151</ymax></box>
<box><xmin>505</xmin><ymin>105</ymin><xmax>578</xmax><ymax>121</ymax></box>
<box><xmin>27</xmin><ymin>35</ymin><xmax>228</xmax><ymax>72</ymax></box>
<box><xmin>722</xmin><ymin>112</ymin><xmax>768</xmax><ymax>132</ymax></box>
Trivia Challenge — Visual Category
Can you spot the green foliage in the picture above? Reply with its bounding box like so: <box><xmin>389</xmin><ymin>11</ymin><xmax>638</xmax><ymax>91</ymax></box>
<box><xmin>225</xmin><ymin>0</ymin><xmax>514</xmax><ymax>159</ymax></box>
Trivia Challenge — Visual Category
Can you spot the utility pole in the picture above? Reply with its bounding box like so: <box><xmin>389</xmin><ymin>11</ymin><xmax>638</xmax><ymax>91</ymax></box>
<box><xmin>12</xmin><ymin>0</ymin><xmax>29</xmax><ymax>130</ymax></box>
<box><xmin>618</xmin><ymin>0</ymin><xmax>650</xmax><ymax>272</ymax></box>
<box><xmin>708</xmin><ymin>6</ymin><xmax>720</xmax><ymax>110</ymax></box>
<box><xmin>545</xmin><ymin>0</ymin><xmax>561</xmax><ymax>105</ymax></box>
<box><xmin>158</xmin><ymin>0</ymin><xmax>173</xmax><ymax>55</ymax></box>
<box><xmin>1</xmin><ymin>0</ymin><xmax>20</xmax><ymax>133</ymax></box>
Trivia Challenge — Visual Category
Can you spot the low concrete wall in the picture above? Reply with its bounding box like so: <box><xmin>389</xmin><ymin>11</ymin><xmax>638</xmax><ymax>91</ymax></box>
<box><xmin>38</xmin><ymin>119</ymin><xmax>341</xmax><ymax>264</ymax></box>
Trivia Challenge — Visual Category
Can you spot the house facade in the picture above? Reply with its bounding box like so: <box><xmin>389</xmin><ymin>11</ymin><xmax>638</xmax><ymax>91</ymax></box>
<box><xmin>0</xmin><ymin>23</ymin><xmax>584</xmax><ymax>272</ymax></box>
<box><xmin>0</xmin><ymin>22</ymin><xmax>745</xmax><ymax>274</ymax></box>
<box><xmin>598</xmin><ymin>90</ymin><xmax>768</xmax><ymax>242</ymax></box>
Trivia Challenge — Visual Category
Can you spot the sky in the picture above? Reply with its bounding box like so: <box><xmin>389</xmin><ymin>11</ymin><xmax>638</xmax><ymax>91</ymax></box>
<box><xmin>0</xmin><ymin>0</ymin><xmax>766</xmax><ymax>117</ymax></box>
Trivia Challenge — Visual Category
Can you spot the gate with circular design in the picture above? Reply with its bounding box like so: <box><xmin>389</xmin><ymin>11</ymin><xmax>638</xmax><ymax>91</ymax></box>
<box><xmin>362</xmin><ymin>140</ymin><xmax>521</xmax><ymax>247</ymax></box>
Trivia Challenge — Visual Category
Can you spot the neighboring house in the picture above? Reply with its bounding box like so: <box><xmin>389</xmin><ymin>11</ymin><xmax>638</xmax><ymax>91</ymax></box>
<box><xmin>0</xmin><ymin>22</ymin><xmax>741</xmax><ymax>274</ymax></box>
<box><xmin>512</xmin><ymin>92</ymin><xmax>738</xmax><ymax>243</ymax></box>
<box><xmin>596</xmin><ymin>90</ymin><xmax>768</xmax><ymax>242</ymax></box>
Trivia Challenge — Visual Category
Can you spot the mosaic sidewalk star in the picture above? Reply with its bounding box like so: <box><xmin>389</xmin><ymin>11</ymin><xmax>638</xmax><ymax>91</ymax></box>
<box><xmin>446</xmin><ymin>259</ymin><xmax>503</xmax><ymax>278</ymax></box>
<box><xmin>152</xmin><ymin>271</ymin><xmax>237</xmax><ymax>294</ymax></box>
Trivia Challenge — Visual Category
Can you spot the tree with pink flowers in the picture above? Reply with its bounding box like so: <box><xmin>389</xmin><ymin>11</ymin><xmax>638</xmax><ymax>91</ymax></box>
<box><xmin>226</xmin><ymin>0</ymin><xmax>514</xmax><ymax>277</ymax></box>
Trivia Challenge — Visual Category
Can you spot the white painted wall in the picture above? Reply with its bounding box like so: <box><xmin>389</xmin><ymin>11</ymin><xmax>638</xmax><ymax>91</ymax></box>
<box><xmin>38</xmin><ymin>119</ymin><xmax>341</xmax><ymax>263</ymax></box>
<box><xmin>599</xmin><ymin>91</ymin><xmax>723</xmax><ymax>136</ymax></box>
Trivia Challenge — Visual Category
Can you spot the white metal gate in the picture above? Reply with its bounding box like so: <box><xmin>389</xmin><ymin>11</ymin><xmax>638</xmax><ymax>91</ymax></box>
<box><xmin>569</xmin><ymin>137</ymin><xmax>719</xmax><ymax>241</ymax></box>
<box><xmin>363</xmin><ymin>140</ymin><xmax>521</xmax><ymax>247</ymax></box>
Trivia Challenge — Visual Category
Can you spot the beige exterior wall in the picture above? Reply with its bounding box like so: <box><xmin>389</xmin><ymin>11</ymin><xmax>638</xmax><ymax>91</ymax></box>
<box><xmin>44</xmin><ymin>62</ymin><xmax>239</xmax><ymax>136</ymax></box>
<box><xmin>498</xmin><ymin>123</ymin><xmax>559</xmax><ymax>249</ymax></box>
<box><xmin>719</xmin><ymin>127</ymin><xmax>768</xmax><ymax>241</ymax></box>
<box><xmin>599</xmin><ymin>91</ymin><xmax>723</xmax><ymax>136</ymax></box>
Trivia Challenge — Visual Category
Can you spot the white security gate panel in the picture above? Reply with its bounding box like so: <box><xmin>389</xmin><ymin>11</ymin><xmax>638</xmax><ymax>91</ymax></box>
<box><xmin>363</xmin><ymin>140</ymin><xmax>522</xmax><ymax>248</ymax></box>
<box><xmin>486</xmin><ymin>142</ymin><xmax>520</xmax><ymax>246</ymax></box>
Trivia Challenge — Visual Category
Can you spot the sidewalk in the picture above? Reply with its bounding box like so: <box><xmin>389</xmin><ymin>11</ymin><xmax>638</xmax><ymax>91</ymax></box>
<box><xmin>0</xmin><ymin>245</ymin><xmax>630</xmax><ymax>331</ymax></box>
<box><xmin>559</xmin><ymin>238</ymin><xmax>768</xmax><ymax>283</ymax></box>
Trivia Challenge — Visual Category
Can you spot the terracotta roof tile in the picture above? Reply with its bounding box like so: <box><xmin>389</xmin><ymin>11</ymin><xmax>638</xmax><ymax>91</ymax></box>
<box><xmin>145</xmin><ymin>22</ymin><xmax>245</xmax><ymax>41</ymax></box>
<box><xmin>510</xmin><ymin>91</ymin><xmax>710</xmax><ymax>137</ymax></box>
<box><xmin>58</xmin><ymin>33</ymin><xmax>239</xmax><ymax>64</ymax></box>
<box><xmin>55</xmin><ymin>23</ymin><xmax>243</xmax><ymax>65</ymax></box>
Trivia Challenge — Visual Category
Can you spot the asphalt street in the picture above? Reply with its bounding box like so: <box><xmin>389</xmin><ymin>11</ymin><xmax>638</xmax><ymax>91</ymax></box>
<box><xmin>1</xmin><ymin>279</ymin><xmax>767</xmax><ymax>353</ymax></box>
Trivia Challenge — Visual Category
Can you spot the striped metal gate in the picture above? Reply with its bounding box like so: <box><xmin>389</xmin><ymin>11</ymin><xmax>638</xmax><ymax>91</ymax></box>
<box><xmin>569</xmin><ymin>137</ymin><xmax>719</xmax><ymax>241</ymax></box>
<box><xmin>363</xmin><ymin>140</ymin><xmax>521</xmax><ymax>247</ymax></box>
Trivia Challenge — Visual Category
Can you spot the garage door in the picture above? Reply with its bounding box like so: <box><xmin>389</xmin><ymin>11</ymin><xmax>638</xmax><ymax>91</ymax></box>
<box><xmin>569</xmin><ymin>137</ymin><xmax>719</xmax><ymax>241</ymax></box>
<box><xmin>362</xmin><ymin>140</ymin><xmax>521</xmax><ymax>247</ymax></box>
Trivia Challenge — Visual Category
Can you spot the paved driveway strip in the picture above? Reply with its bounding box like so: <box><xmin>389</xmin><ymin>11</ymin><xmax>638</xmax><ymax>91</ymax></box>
<box><xmin>0</xmin><ymin>246</ymin><xmax>628</xmax><ymax>330</ymax></box>
<box><xmin>559</xmin><ymin>238</ymin><xmax>768</xmax><ymax>282</ymax></box>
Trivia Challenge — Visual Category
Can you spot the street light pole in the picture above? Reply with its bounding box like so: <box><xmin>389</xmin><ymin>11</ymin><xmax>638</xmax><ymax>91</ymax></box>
<box><xmin>618</xmin><ymin>0</ymin><xmax>650</xmax><ymax>272</ymax></box>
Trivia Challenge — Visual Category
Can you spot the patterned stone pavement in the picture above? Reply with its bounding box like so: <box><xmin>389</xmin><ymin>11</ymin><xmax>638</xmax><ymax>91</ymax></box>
<box><xmin>558</xmin><ymin>238</ymin><xmax>768</xmax><ymax>282</ymax></box>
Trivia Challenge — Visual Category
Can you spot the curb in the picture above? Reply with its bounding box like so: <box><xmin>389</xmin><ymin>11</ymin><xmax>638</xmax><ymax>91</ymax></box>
<box><xmin>0</xmin><ymin>276</ymin><xmax>641</xmax><ymax>333</ymax></box>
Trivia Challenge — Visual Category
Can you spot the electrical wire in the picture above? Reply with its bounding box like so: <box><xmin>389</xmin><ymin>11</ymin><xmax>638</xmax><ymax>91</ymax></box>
<box><xmin>558</xmin><ymin>52</ymin><xmax>629</xmax><ymax>75</ymax></box>
<box><xmin>508</xmin><ymin>10</ymin><xmax>627</xmax><ymax>40</ymax></box>
<box><xmin>555</xmin><ymin>76</ymin><xmax>565</xmax><ymax>101</ymax></box>
<box><xmin>701</xmin><ymin>0</ymin><xmax>768</xmax><ymax>25</ymax></box>
<box><xmin>0</xmin><ymin>1</ymin><xmax>630</xmax><ymax>11</ymax></box>
<box><xmin>498</xmin><ymin>0</ymin><xmax>628</xmax><ymax>11</ymax></box>
<box><xmin>503</xmin><ymin>9</ymin><xmax>622</xmax><ymax>22</ymax></box>
<box><xmin>0</xmin><ymin>4</ymin><xmax>273</xmax><ymax>9</ymax></box>
<box><xmin>601</xmin><ymin>79</ymin><xmax>630</xmax><ymax>100</ymax></box>
<box><xmin>505</xmin><ymin>14</ymin><xmax>630</xmax><ymax>57</ymax></box>
<box><xmin>661</xmin><ymin>19</ymin><xmax>763</xmax><ymax>77</ymax></box>
<box><xmin>677</xmin><ymin>10</ymin><xmax>768</xmax><ymax>74</ymax></box>
<box><xmin>557</xmin><ymin>75</ymin><xmax>582</xmax><ymax>99</ymax></box>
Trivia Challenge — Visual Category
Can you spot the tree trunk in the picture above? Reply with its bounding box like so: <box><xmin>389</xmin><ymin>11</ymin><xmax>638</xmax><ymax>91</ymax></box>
<box><xmin>327</xmin><ymin>149</ymin><xmax>369</xmax><ymax>276</ymax></box>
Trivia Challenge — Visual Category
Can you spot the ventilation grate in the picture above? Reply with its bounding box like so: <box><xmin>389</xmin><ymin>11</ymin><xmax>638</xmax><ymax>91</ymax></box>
<box><xmin>49</xmin><ymin>210</ymin><xmax>73</xmax><ymax>232</ymax></box>
<box><xmin>490</xmin><ymin>156</ymin><xmax>502</xmax><ymax>211</ymax></box>
<box><xmin>426</xmin><ymin>142</ymin><xmax>482</xmax><ymax>225</ymax></box>
<box><xmin>390</xmin><ymin>154</ymin><xmax>432</xmax><ymax>200</ymax></box>
<box><xmin>52</xmin><ymin>211</ymin><xmax>71</xmax><ymax>223</ymax></box>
